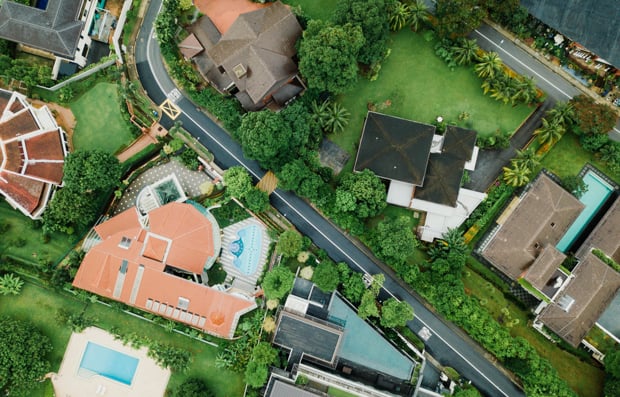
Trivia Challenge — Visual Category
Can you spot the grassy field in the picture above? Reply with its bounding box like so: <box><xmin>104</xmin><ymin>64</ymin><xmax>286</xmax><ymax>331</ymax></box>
<box><xmin>0</xmin><ymin>282</ymin><xmax>244</xmax><ymax>397</ymax></box>
<box><xmin>462</xmin><ymin>267</ymin><xmax>605</xmax><ymax>397</ymax></box>
<box><xmin>538</xmin><ymin>133</ymin><xmax>620</xmax><ymax>184</ymax></box>
<box><xmin>70</xmin><ymin>83</ymin><xmax>134</xmax><ymax>154</ymax></box>
<box><xmin>285</xmin><ymin>0</ymin><xmax>336</xmax><ymax>22</ymax></box>
<box><xmin>0</xmin><ymin>201</ymin><xmax>76</xmax><ymax>265</ymax></box>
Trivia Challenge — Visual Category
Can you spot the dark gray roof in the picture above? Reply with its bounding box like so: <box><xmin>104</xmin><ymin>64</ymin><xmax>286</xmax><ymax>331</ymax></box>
<box><xmin>415</xmin><ymin>126</ymin><xmax>477</xmax><ymax>206</ymax></box>
<box><xmin>521</xmin><ymin>0</ymin><xmax>620</xmax><ymax>68</ymax></box>
<box><xmin>354</xmin><ymin>112</ymin><xmax>435</xmax><ymax>186</ymax></box>
<box><xmin>266</xmin><ymin>378</ymin><xmax>322</xmax><ymax>397</ymax></box>
<box><xmin>0</xmin><ymin>0</ymin><xmax>84</xmax><ymax>58</ymax></box>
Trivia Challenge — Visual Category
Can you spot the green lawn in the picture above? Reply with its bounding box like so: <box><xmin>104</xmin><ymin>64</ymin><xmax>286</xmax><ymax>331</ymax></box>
<box><xmin>462</xmin><ymin>267</ymin><xmax>605</xmax><ymax>397</ymax></box>
<box><xmin>70</xmin><ymin>83</ymin><xmax>134</xmax><ymax>154</ymax></box>
<box><xmin>0</xmin><ymin>282</ymin><xmax>244</xmax><ymax>397</ymax></box>
<box><xmin>284</xmin><ymin>0</ymin><xmax>336</xmax><ymax>22</ymax></box>
<box><xmin>328</xmin><ymin>386</ymin><xmax>359</xmax><ymax>397</ymax></box>
<box><xmin>0</xmin><ymin>200</ymin><xmax>76</xmax><ymax>265</ymax></box>
<box><xmin>538</xmin><ymin>133</ymin><xmax>620</xmax><ymax>184</ymax></box>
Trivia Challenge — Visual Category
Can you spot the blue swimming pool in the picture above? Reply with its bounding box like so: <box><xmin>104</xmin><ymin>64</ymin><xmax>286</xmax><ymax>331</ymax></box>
<box><xmin>79</xmin><ymin>342</ymin><xmax>139</xmax><ymax>386</ymax></box>
<box><xmin>229</xmin><ymin>224</ymin><xmax>262</xmax><ymax>275</ymax></box>
<box><xmin>556</xmin><ymin>171</ymin><xmax>614</xmax><ymax>252</ymax></box>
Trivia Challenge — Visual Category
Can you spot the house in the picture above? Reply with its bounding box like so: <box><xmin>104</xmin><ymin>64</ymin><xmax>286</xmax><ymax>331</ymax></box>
<box><xmin>353</xmin><ymin>112</ymin><xmax>486</xmax><ymax>242</ymax></box>
<box><xmin>179</xmin><ymin>1</ymin><xmax>305</xmax><ymax>111</ymax></box>
<box><xmin>0</xmin><ymin>89</ymin><xmax>69</xmax><ymax>219</ymax></box>
<box><xmin>0</xmin><ymin>0</ymin><xmax>101</xmax><ymax>71</ymax></box>
<box><xmin>271</xmin><ymin>278</ymin><xmax>418</xmax><ymax>396</ymax></box>
<box><xmin>481</xmin><ymin>171</ymin><xmax>620</xmax><ymax>347</ymax></box>
<box><xmin>520</xmin><ymin>0</ymin><xmax>620</xmax><ymax>69</ymax></box>
<box><xmin>72</xmin><ymin>202</ymin><xmax>257</xmax><ymax>339</ymax></box>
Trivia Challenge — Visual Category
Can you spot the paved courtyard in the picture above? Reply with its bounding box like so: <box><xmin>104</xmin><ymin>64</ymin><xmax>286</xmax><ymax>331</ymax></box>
<box><xmin>114</xmin><ymin>159</ymin><xmax>211</xmax><ymax>214</ymax></box>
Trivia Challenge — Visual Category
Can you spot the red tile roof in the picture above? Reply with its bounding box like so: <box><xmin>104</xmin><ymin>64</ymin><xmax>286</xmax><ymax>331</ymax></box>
<box><xmin>73</xmin><ymin>203</ymin><xmax>256</xmax><ymax>339</ymax></box>
<box><xmin>0</xmin><ymin>89</ymin><xmax>67</xmax><ymax>218</ymax></box>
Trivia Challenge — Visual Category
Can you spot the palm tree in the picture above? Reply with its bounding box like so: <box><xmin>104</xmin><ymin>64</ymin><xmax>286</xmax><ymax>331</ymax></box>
<box><xmin>546</xmin><ymin>101</ymin><xmax>575</xmax><ymax>127</ymax></box>
<box><xmin>503</xmin><ymin>163</ymin><xmax>531</xmax><ymax>187</ymax></box>
<box><xmin>0</xmin><ymin>273</ymin><xmax>24</xmax><ymax>296</ymax></box>
<box><xmin>310</xmin><ymin>100</ymin><xmax>330</xmax><ymax>130</ymax></box>
<box><xmin>325</xmin><ymin>101</ymin><xmax>351</xmax><ymax>134</ymax></box>
<box><xmin>389</xmin><ymin>1</ymin><xmax>411</xmax><ymax>32</ymax></box>
<box><xmin>534</xmin><ymin>117</ymin><xmax>565</xmax><ymax>146</ymax></box>
<box><xmin>452</xmin><ymin>39</ymin><xmax>480</xmax><ymax>66</ymax></box>
<box><xmin>408</xmin><ymin>0</ymin><xmax>430</xmax><ymax>32</ymax></box>
<box><xmin>512</xmin><ymin>76</ymin><xmax>537</xmax><ymax>104</ymax></box>
<box><xmin>511</xmin><ymin>147</ymin><xmax>540</xmax><ymax>171</ymax></box>
<box><xmin>475</xmin><ymin>52</ymin><xmax>503</xmax><ymax>79</ymax></box>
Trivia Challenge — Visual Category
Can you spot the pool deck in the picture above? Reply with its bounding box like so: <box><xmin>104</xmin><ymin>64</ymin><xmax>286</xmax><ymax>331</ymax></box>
<box><xmin>52</xmin><ymin>327</ymin><xmax>170</xmax><ymax>397</ymax></box>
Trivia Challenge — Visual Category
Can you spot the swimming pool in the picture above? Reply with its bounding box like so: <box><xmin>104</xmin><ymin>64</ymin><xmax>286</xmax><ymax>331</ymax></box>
<box><xmin>556</xmin><ymin>171</ymin><xmax>614</xmax><ymax>252</ymax></box>
<box><xmin>229</xmin><ymin>224</ymin><xmax>262</xmax><ymax>275</ymax></box>
<box><xmin>79</xmin><ymin>342</ymin><xmax>139</xmax><ymax>386</ymax></box>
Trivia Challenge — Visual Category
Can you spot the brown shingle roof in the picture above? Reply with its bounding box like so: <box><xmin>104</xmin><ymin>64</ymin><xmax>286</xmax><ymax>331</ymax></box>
<box><xmin>73</xmin><ymin>203</ymin><xmax>255</xmax><ymax>339</ymax></box>
<box><xmin>576</xmin><ymin>196</ymin><xmax>620</xmax><ymax>262</ymax></box>
<box><xmin>482</xmin><ymin>173</ymin><xmax>584</xmax><ymax>280</ymax></box>
<box><xmin>0</xmin><ymin>89</ymin><xmax>67</xmax><ymax>217</ymax></box>
<box><xmin>539</xmin><ymin>252</ymin><xmax>620</xmax><ymax>347</ymax></box>
<box><xmin>178</xmin><ymin>33</ymin><xmax>204</xmax><ymax>60</ymax></box>
<box><xmin>523</xmin><ymin>245</ymin><xmax>566</xmax><ymax>291</ymax></box>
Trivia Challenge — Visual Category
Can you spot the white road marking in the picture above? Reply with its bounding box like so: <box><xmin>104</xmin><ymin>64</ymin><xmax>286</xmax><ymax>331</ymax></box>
<box><xmin>144</xmin><ymin>21</ymin><xmax>512</xmax><ymax>397</ymax></box>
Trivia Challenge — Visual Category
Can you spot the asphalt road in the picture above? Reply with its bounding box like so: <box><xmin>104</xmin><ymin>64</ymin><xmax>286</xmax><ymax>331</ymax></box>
<box><xmin>133</xmin><ymin>2</ymin><xmax>526</xmax><ymax>396</ymax></box>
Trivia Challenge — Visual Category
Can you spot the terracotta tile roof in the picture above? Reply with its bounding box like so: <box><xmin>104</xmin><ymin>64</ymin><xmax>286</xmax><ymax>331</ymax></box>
<box><xmin>539</xmin><ymin>252</ymin><xmax>620</xmax><ymax>347</ymax></box>
<box><xmin>74</xmin><ymin>203</ymin><xmax>255</xmax><ymax>339</ymax></box>
<box><xmin>0</xmin><ymin>89</ymin><xmax>67</xmax><ymax>218</ymax></box>
<box><xmin>482</xmin><ymin>173</ymin><xmax>584</xmax><ymax>280</ymax></box>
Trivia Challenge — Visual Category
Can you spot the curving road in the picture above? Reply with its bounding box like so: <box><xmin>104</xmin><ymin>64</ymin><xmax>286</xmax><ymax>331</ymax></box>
<box><xmin>134</xmin><ymin>1</ymin><xmax>524</xmax><ymax>396</ymax></box>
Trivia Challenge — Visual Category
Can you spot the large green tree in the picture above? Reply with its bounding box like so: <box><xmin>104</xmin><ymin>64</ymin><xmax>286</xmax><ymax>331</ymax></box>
<box><xmin>333</xmin><ymin>0</ymin><xmax>390</xmax><ymax>65</ymax></box>
<box><xmin>299</xmin><ymin>20</ymin><xmax>364</xmax><ymax>94</ymax></box>
<box><xmin>276</xmin><ymin>159</ymin><xmax>313</xmax><ymax>191</ymax></box>
<box><xmin>43</xmin><ymin>184</ymin><xmax>100</xmax><ymax>233</ymax></box>
<box><xmin>334</xmin><ymin>169</ymin><xmax>386</xmax><ymax>219</ymax></box>
<box><xmin>569</xmin><ymin>95</ymin><xmax>618</xmax><ymax>135</ymax></box>
<box><xmin>261</xmin><ymin>266</ymin><xmax>295</xmax><ymax>300</ymax></box>
<box><xmin>276</xmin><ymin>230</ymin><xmax>303</xmax><ymax>258</ymax></box>
<box><xmin>435</xmin><ymin>0</ymin><xmax>486</xmax><ymax>38</ymax></box>
<box><xmin>372</xmin><ymin>216</ymin><xmax>418</xmax><ymax>266</ymax></box>
<box><xmin>380</xmin><ymin>298</ymin><xmax>414</xmax><ymax>328</ymax></box>
<box><xmin>0</xmin><ymin>317</ymin><xmax>52</xmax><ymax>397</ymax></box>
<box><xmin>312</xmin><ymin>260</ymin><xmax>340</xmax><ymax>292</ymax></box>
<box><xmin>534</xmin><ymin>117</ymin><xmax>565</xmax><ymax>146</ymax></box>
<box><xmin>224</xmin><ymin>166</ymin><xmax>253</xmax><ymax>199</ymax></box>
<box><xmin>172</xmin><ymin>378</ymin><xmax>214</xmax><ymax>397</ymax></box>
<box><xmin>62</xmin><ymin>150</ymin><xmax>122</xmax><ymax>192</ymax></box>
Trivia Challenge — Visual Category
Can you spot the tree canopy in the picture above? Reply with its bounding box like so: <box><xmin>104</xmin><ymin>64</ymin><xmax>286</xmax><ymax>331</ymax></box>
<box><xmin>334</xmin><ymin>169</ymin><xmax>386</xmax><ymax>219</ymax></box>
<box><xmin>435</xmin><ymin>0</ymin><xmax>486</xmax><ymax>38</ymax></box>
<box><xmin>299</xmin><ymin>20</ymin><xmax>364</xmax><ymax>94</ymax></box>
<box><xmin>62</xmin><ymin>150</ymin><xmax>122</xmax><ymax>192</ymax></box>
<box><xmin>261</xmin><ymin>266</ymin><xmax>295</xmax><ymax>300</ymax></box>
<box><xmin>333</xmin><ymin>0</ymin><xmax>390</xmax><ymax>65</ymax></box>
<box><xmin>276</xmin><ymin>230</ymin><xmax>303</xmax><ymax>258</ymax></box>
<box><xmin>569</xmin><ymin>95</ymin><xmax>618</xmax><ymax>135</ymax></box>
<box><xmin>172</xmin><ymin>378</ymin><xmax>214</xmax><ymax>397</ymax></box>
<box><xmin>372</xmin><ymin>216</ymin><xmax>418</xmax><ymax>266</ymax></box>
<box><xmin>312</xmin><ymin>260</ymin><xmax>340</xmax><ymax>292</ymax></box>
<box><xmin>224</xmin><ymin>166</ymin><xmax>253</xmax><ymax>199</ymax></box>
<box><xmin>0</xmin><ymin>317</ymin><xmax>52</xmax><ymax>397</ymax></box>
<box><xmin>380</xmin><ymin>298</ymin><xmax>414</xmax><ymax>328</ymax></box>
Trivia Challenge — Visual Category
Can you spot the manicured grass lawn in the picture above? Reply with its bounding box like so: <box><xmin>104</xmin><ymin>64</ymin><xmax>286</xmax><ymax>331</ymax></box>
<box><xmin>0</xmin><ymin>200</ymin><xmax>76</xmax><ymax>265</ymax></box>
<box><xmin>462</xmin><ymin>267</ymin><xmax>605</xmax><ymax>397</ymax></box>
<box><xmin>284</xmin><ymin>0</ymin><xmax>336</xmax><ymax>22</ymax></box>
<box><xmin>332</xmin><ymin>29</ymin><xmax>534</xmax><ymax>166</ymax></box>
<box><xmin>328</xmin><ymin>386</ymin><xmax>359</xmax><ymax>397</ymax></box>
<box><xmin>70</xmin><ymin>83</ymin><xmax>134</xmax><ymax>154</ymax></box>
<box><xmin>538</xmin><ymin>133</ymin><xmax>620</xmax><ymax>184</ymax></box>
<box><xmin>0</xmin><ymin>282</ymin><xmax>244</xmax><ymax>397</ymax></box>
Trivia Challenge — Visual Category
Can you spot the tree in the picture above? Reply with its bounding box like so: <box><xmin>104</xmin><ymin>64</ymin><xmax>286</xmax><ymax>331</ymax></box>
<box><xmin>312</xmin><ymin>260</ymin><xmax>340</xmax><ymax>292</ymax></box>
<box><xmin>276</xmin><ymin>159</ymin><xmax>313</xmax><ymax>191</ymax></box>
<box><xmin>325</xmin><ymin>101</ymin><xmax>351</xmax><ymax>134</ymax></box>
<box><xmin>372</xmin><ymin>216</ymin><xmax>418</xmax><ymax>266</ymax></box>
<box><xmin>452</xmin><ymin>38</ymin><xmax>480</xmax><ymax>66</ymax></box>
<box><xmin>244</xmin><ymin>360</ymin><xmax>269</xmax><ymax>388</ymax></box>
<box><xmin>334</xmin><ymin>169</ymin><xmax>387</xmax><ymax>219</ymax></box>
<box><xmin>453</xmin><ymin>387</ymin><xmax>482</xmax><ymax>397</ymax></box>
<box><xmin>236</xmin><ymin>111</ymin><xmax>294</xmax><ymax>170</ymax></box>
<box><xmin>261</xmin><ymin>266</ymin><xmax>295</xmax><ymax>300</ymax></box>
<box><xmin>511</xmin><ymin>147</ymin><xmax>540</xmax><ymax>171</ymax></box>
<box><xmin>0</xmin><ymin>317</ymin><xmax>52</xmax><ymax>396</ymax></box>
<box><xmin>224</xmin><ymin>166</ymin><xmax>253</xmax><ymax>198</ymax></box>
<box><xmin>502</xmin><ymin>163</ymin><xmax>531</xmax><ymax>187</ymax></box>
<box><xmin>534</xmin><ymin>117</ymin><xmax>565</xmax><ymax>146</ymax></box>
<box><xmin>147</xmin><ymin>343</ymin><xmax>192</xmax><ymax>372</ymax></box>
<box><xmin>569</xmin><ymin>95</ymin><xmax>617</xmax><ymax>135</ymax></box>
<box><xmin>342</xmin><ymin>272</ymin><xmax>366</xmax><ymax>304</ymax></box>
<box><xmin>243</xmin><ymin>188</ymin><xmax>269</xmax><ymax>213</ymax></box>
<box><xmin>43</xmin><ymin>185</ymin><xmax>100</xmax><ymax>233</ymax></box>
<box><xmin>435</xmin><ymin>0</ymin><xmax>486</xmax><ymax>38</ymax></box>
<box><xmin>546</xmin><ymin>101</ymin><xmax>574</xmax><ymax>127</ymax></box>
<box><xmin>358</xmin><ymin>290</ymin><xmax>380</xmax><ymax>319</ymax></box>
<box><xmin>388</xmin><ymin>1</ymin><xmax>411</xmax><ymax>32</ymax></box>
<box><xmin>0</xmin><ymin>273</ymin><xmax>24</xmax><ymax>296</ymax></box>
<box><xmin>63</xmin><ymin>150</ymin><xmax>122</xmax><ymax>192</ymax></box>
<box><xmin>408</xmin><ymin>0</ymin><xmax>430</xmax><ymax>32</ymax></box>
<box><xmin>299</xmin><ymin>20</ymin><xmax>364</xmax><ymax>94</ymax></box>
<box><xmin>475</xmin><ymin>52</ymin><xmax>503</xmax><ymax>79</ymax></box>
<box><xmin>276</xmin><ymin>230</ymin><xmax>303</xmax><ymax>258</ymax></box>
<box><xmin>334</xmin><ymin>0</ymin><xmax>390</xmax><ymax>65</ymax></box>
<box><xmin>252</xmin><ymin>342</ymin><xmax>279</xmax><ymax>366</ymax></box>
<box><xmin>380</xmin><ymin>298</ymin><xmax>414</xmax><ymax>328</ymax></box>
<box><xmin>172</xmin><ymin>378</ymin><xmax>214</xmax><ymax>397</ymax></box>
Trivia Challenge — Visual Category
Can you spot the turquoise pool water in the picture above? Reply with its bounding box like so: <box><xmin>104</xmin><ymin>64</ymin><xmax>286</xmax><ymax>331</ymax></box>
<box><xmin>230</xmin><ymin>224</ymin><xmax>262</xmax><ymax>275</ymax></box>
<box><xmin>79</xmin><ymin>342</ymin><xmax>139</xmax><ymax>385</ymax></box>
<box><xmin>556</xmin><ymin>171</ymin><xmax>614</xmax><ymax>252</ymax></box>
